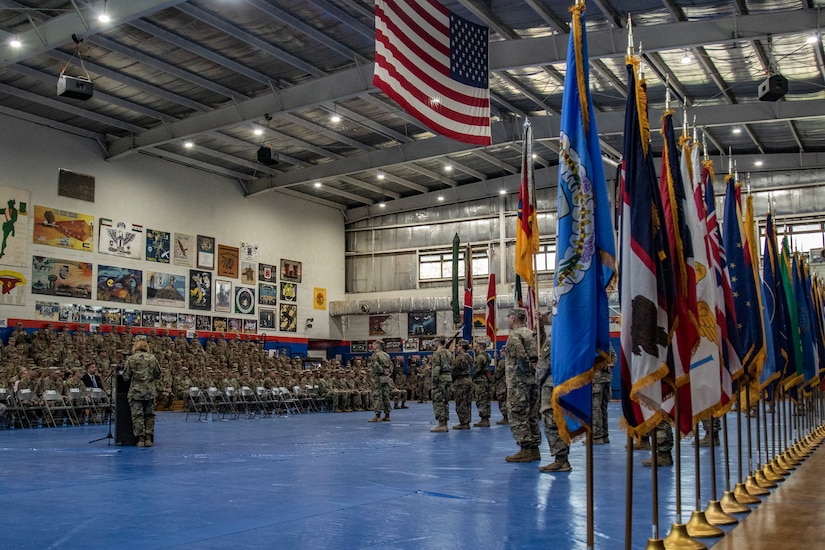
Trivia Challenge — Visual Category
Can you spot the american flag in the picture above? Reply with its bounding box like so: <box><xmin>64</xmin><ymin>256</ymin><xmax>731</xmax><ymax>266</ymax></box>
<box><xmin>374</xmin><ymin>0</ymin><xmax>492</xmax><ymax>146</ymax></box>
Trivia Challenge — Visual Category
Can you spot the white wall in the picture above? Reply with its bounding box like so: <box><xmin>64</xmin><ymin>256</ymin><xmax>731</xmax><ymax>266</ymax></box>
<box><xmin>0</xmin><ymin>113</ymin><xmax>345</xmax><ymax>338</ymax></box>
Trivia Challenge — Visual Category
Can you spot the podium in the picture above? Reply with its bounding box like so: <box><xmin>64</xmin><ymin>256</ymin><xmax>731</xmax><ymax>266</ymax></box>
<box><xmin>115</xmin><ymin>375</ymin><xmax>138</xmax><ymax>446</ymax></box>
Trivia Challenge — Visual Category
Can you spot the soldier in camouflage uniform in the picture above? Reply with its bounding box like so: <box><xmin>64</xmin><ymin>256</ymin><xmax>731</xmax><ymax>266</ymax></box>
<box><xmin>642</xmin><ymin>420</ymin><xmax>674</xmax><ymax>467</ymax></box>
<box><xmin>492</xmin><ymin>351</ymin><xmax>508</xmax><ymax>424</ymax></box>
<box><xmin>429</xmin><ymin>336</ymin><xmax>453</xmax><ymax>432</ymax></box>
<box><xmin>536</xmin><ymin>317</ymin><xmax>570</xmax><ymax>472</ymax></box>
<box><xmin>451</xmin><ymin>339</ymin><xmax>473</xmax><ymax>429</ymax></box>
<box><xmin>122</xmin><ymin>336</ymin><xmax>161</xmax><ymax>448</ymax></box>
<box><xmin>503</xmin><ymin>308</ymin><xmax>541</xmax><ymax>463</ymax></box>
<box><xmin>590</xmin><ymin>346</ymin><xmax>614</xmax><ymax>445</ymax></box>
<box><xmin>392</xmin><ymin>365</ymin><xmax>408</xmax><ymax>409</ymax></box>
<box><xmin>368</xmin><ymin>340</ymin><xmax>392</xmax><ymax>422</ymax></box>
<box><xmin>472</xmin><ymin>341</ymin><xmax>492</xmax><ymax>427</ymax></box>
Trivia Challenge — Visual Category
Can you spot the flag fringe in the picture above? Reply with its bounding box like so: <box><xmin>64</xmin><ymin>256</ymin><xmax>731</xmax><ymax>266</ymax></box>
<box><xmin>570</xmin><ymin>3</ymin><xmax>589</xmax><ymax>135</ymax></box>
<box><xmin>551</xmin><ymin>363</ymin><xmax>597</xmax><ymax>444</ymax></box>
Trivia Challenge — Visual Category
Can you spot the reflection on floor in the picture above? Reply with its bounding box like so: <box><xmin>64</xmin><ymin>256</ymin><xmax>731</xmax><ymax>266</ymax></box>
<box><xmin>0</xmin><ymin>401</ymin><xmax>819</xmax><ymax>549</ymax></box>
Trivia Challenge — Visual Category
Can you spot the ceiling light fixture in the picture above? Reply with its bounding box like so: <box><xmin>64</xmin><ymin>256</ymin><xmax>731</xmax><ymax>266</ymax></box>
<box><xmin>314</xmin><ymin>181</ymin><xmax>322</xmax><ymax>188</ymax></box>
<box><xmin>379</xmin><ymin>202</ymin><xmax>386</xmax><ymax>208</ymax></box>
<box><xmin>98</xmin><ymin>0</ymin><xmax>110</xmax><ymax>23</ymax></box>
<box><xmin>807</xmin><ymin>34</ymin><xmax>819</xmax><ymax>44</ymax></box>
<box><xmin>755</xmin><ymin>160</ymin><xmax>764</xmax><ymax>167</ymax></box>
<box><xmin>9</xmin><ymin>36</ymin><xmax>21</xmax><ymax>48</ymax></box>
<box><xmin>732</xmin><ymin>127</ymin><xmax>742</xmax><ymax>134</ymax></box>
<box><xmin>330</xmin><ymin>114</ymin><xmax>341</xmax><ymax>123</ymax></box>
<box><xmin>444</xmin><ymin>164</ymin><xmax>453</xmax><ymax>173</ymax></box>
<box><xmin>437</xmin><ymin>195</ymin><xmax>444</xmax><ymax>202</ymax></box>
<box><xmin>253</xmin><ymin>127</ymin><xmax>263</xmax><ymax>136</ymax></box>
<box><xmin>184</xmin><ymin>141</ymin><xmax>194</xmax><ymax>148</ymax></box>
<box><xmin>499</xmin><ymin>189</ymin><xmax>507</xmax><ymax>195</ymax></box>
<box><xmin>531</xmin><ymin>153</ymin><xmax>537</xmax><ymax>160</ymax></box>
<box><xmin>377</xmin><ymin>172</ymin><xmax>385</xmax><ymax>180</ymax></box>
<box><xmin>681</xmin><ymin>52</ymin><xmax>693</xmax><ymax>64</ymax></box>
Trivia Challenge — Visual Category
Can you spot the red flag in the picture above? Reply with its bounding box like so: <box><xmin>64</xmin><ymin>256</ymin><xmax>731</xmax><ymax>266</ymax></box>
<box><xmin>373</xmin><ymin>0</ymin><xmax>491</xmax><ymax>145</ymax></box>
<box><xmin>462</xmin><ymin>242</ymin><xmax>473</xmax><ymax>343</ymax></box>
<box><xmin>485</xmin><ymin>274</ymin><xmax>496</xmax><ymax>344</ymax></box>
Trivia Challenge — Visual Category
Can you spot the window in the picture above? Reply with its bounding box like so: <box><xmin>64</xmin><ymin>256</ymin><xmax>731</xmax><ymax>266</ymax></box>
<box><xmin>419</xmin><ymin>250</ymin><xmax>489</xmax><ymax>281</ymax></box>
<box><xmin>535</xmin><ymin>243</ymin><xmax>556</xmax><ymax>272</ymax></box>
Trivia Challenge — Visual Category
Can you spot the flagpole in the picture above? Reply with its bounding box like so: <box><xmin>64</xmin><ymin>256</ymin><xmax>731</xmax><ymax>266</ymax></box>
<box><xmin>662</xmin><ymin>389</ymin><xmax>707</xmax><ymax>548</ymax></box>
<box><xmin>686</xmin><ymin>417</ymin><xmax>724</xmax><ymax>537</ymax></box>
<box><xmin>733</xmin><ymin>376</ymin><xmax>761</xmax><ymax>506</ymax></box>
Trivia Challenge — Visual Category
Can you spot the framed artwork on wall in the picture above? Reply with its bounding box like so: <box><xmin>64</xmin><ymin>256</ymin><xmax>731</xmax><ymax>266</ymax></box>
<box><xmin>258</xmin><ymin>282</ymin><xmax>277</xmax><ymax>306</ymax></box>
<box><xmin>173</xmin><ymin>233</ymin><xmax>193</xmax><ymax>266</ymax></box>
<box><xmin>280</xmin><ymin>258</ymin><xmax>302</xmax><ymax>283</ymax></box>
<box><xmin>217</xmin><ymin>244</ymin><xmax>239</xmax><ymax>278</ymax></box>
<box><xmin>97</xmin><ymin>265</ymin><xmax>143</xmax><ymax>305</ymax></box>
<box><xmin>259</xmin><ymin>308</ymin><xmax>276</xmax><ymax>329</ymax></box>
<box><xmin>408</xmin><ymin>311</ymin><xmax>436</xmax><ymax>336</ymax></box>
<box><xmin>33</xmin><ymin>205</ymin><xmax>94</xmax><ymax>252</ymax></box>
<box><xmin>234</xmin><ymin>286</ymin><xmax>255</xmax><ymax>314</ymax></box>
<box><xmin>215</xmin><ymin>279</ymin><xmax>232</xmax><ymax>312</ymax></box>
<box><xmin>279</xmin><ymin>303</ymin><xmax>297</xmax><ymax>332</ymax></box>
<box><xmin>195</xmin><ymin>314</ymin><xmax>211</xmax><ymax>331</ymax></box>
<box><xmin>258</xmin><ymin>262</ymin><xmax>276</xmax><ymax>283</ymax></box>
<box><xmin>196</xmin><ymin>235</ymin><xmax>215</xmax><ymax>270</ymax></box>
<box><xmin>280</xmin><ymin>281</ymin><xmax>297</xmax><ymax>302</ymax></box>
<box><xmin>240</xmin><ymin>261</ymin><xmax>256</xmax><ymax>284</ymax></box>
<box><xmin>145</xmin><ymin>228</ymin><xmax>171</xmax><ymax>263</ymax></box>
<box><xmin>212</xmin><ymin>316</ymin><xmax>228</xmax><ymax>332</ymax></box>
<box><xmin>188</xmin><ymin>270</ymin><xmax>212</xmax><ymax>311</ymax></box>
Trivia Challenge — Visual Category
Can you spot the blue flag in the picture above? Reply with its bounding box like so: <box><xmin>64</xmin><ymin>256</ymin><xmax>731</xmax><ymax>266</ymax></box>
<box><xmin>793</xmin><ymin>254</ymin><xmax>817</xmax><ymax>385</ymax></box>
<box><xmin>551</xmin><ymin>3</ymin><xmax>616</xmax><ymax>443</ymax></box>
<box><xmin>721</xmin><ymin>176</ymin><xmax>762</xmax><ymax>378</ymax></box>
<box><xmin>760</xmin><ymin>214</ymin><xmax>784</xmax><ymax>395</ymax></box>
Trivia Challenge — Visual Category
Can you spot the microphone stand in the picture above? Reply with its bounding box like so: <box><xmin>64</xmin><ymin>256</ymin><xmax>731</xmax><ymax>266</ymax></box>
<box><xmin>89</xmin><ymin>365</ymin><xmax>116</xmax><ymax>445</ymax></box>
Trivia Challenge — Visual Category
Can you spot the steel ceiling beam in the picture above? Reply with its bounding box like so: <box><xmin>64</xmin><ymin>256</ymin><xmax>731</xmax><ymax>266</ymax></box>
<box><xmin>88</xmin><ymin>35</ymin><xmax>242</xmax><ymax>100</ymax></box>
<box><xmin>207</xmin><ymin>131</ymin><xmax>307</xmax><ymax>168</ymax></box>
<box><xmin>176</xmin><ymin>3</ymin><xmax>327</xmax><ymax>79</ymax></box>
<box><xmin>128</xmin><ymin>19</ymin><xmax>272</xmax><ymax>86</ymax></box>
<box><xmin>305</xmin><ymin>0</ymin><xmax>374</xmax><ymax>42</ymax></box>
<box><xmin>143</xmin><ymin>149</ymin><xmax>254</xmax><ymax>180</ymax></box>
<box><xmin>312</xmin><ymin>183</ymin><xmax>374</xmax><ymax>205</ymax></box>
<box><xmin>405</xmin><ymin>164</ymin><xmax>457</xmax><ymax>188</ymax></box>
<box><xmin>474</xmin><ymin>150</ymin><xmax>517</xmax><ymax>174</ymax></box>
<box><xmin>339</xmin><ymin>175</ymin><xmax>402</xmax><ymax>201</ymax></box>
<box><xmin>277</xmin><ymin>112</ymin><xmax>372</xmax><ymax>152</ymax></box>
<box><xmin>0</xmin><ymin>0</ymin><xmax>188</xmax><ymax>67</ymax></box>
<box><xmin>243</xmin><ymin>0</ymin><xmax>368</xmax><ymax>66</ymax></box>
<box><xmin>245</xmin><ymin>101</ymin><xmax>825</xmax><ymax>196</ymax></box>
<box><xmin>107</xmin><ymin>11</ymin><xmax>823</xmax><ymax>159</ymax></box>
<box><xmin>377</xmin><ymin>172</ymin><xmax>429</xmax><ymax>194</ymax></box>
<box><xmin>319</xmin><ymin>102</ymin><xmax>410</xmax><ymax>144</ymax></box>
<box><xmin>0</xmin><ymin>81</ymin><xmax>143</xmax><ymax>133</ymax></box>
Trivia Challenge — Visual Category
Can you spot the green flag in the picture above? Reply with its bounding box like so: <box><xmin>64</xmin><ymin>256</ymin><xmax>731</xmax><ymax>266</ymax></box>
<box><xmin>452</xmin><ymin>233</ymin><xmax>460</xmax><ymax>325</ymax></box>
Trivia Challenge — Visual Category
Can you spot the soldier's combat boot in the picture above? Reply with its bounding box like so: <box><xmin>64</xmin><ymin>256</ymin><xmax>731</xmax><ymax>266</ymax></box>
<box><xmin>430</xmin><ymin>422</ymin><xmax>449</xmax><ymax>432</ymax></box>
<box><xmin>506</xmin><ymin>447</ymin><xmax>538</xmax><ymax>463</ymax></box>
<box><xmin>400</xmin><ymin>402</ymin><xmax>409</xmax><ymax>409</ymax></box>
<box><xmin>137</xmin><ymin>436</ymin><xmax>145</xmax><ymax>448</ymax></box>
<box><xmin>382</xmin><ymin>414</ymin><xmax>391</xmax><ymax>422</ymax></box>
<box><xmin>144</xmin><ymin>434</ymin><xmax>153</xmax><ymax>448</ymax></box>
<box><xmin>496</xmin><ymin>417</ymin><xmax>509</xmax><ymax>425</ymax></box>
<box><xmin>474</xmin><ymin>418</ymin><xmax>491</xmax><ymax>427</ymax></box>
<box><xmin>627</xmin><ymin>440</ymin><xmax>652</xmax><ymax>451</ymax></box>
<box><xmin>539</xmin><ymin>457</ymin><xmax>572</xmax><ymax>473</ymax></box>
<box><xmin>394</xmin><ymin>403</ymin><xmax>399</xmax><ymax>409</ymax></box>
<box><xmin>452</xmin><ymin>423</ymin><xmax>470</xmax><ymax>430</ymax></box>
<box><xmin>528</xmin><ymin>447</ymin><xmax>541</xmax><ymax>461</ymax></box>
<box><xmin>642</xmin><ymin>451</ymin><xmax>674</xmax><ymax>467</ymax></box>
<box><xmin>368</xmin><ymin>413</ymin><xmax>381</xmax><ymax>422</ymax></box>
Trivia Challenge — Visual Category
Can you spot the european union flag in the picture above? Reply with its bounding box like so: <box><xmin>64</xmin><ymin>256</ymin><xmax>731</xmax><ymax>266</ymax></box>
<box><xmin>551</xmin><ymin>3</ymin><xmax>616</xmax><ymax>443</ymax></box>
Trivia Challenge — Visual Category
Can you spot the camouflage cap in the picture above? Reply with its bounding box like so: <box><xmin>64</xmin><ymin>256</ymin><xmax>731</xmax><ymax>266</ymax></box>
<box><xmin>508</xmin><ymin>308</ymin><xmax>527</xmax><ymax>320</ymax></box>
<box><xmin>457</xmin><ymin>339</ymin><xmax>470</xmax><ymax>348</ymax></box>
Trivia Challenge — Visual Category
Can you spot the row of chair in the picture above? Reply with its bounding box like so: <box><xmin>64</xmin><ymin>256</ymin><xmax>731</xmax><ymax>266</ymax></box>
<box><xmin>0</xmin><ymin>387</ymin><xmax>111</xmax><ymax>429</ymax></box>
<box><xmin>185</xmin><ymin>385</ymin><xmax>329</xmax><ymax>421</ymax></box>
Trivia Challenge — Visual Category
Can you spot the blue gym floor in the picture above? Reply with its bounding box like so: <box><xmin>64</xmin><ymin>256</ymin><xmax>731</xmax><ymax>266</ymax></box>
<box><xmin>0</xmin><ymin>402</ymin><xmax>797</xmax><ymax>549</ymax></box>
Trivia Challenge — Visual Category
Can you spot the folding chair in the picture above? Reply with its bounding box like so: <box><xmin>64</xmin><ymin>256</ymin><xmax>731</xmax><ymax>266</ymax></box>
<box><xmin>0</xmin><ymin>388</ymin><xmax>17</xmax><ymax>429</ymax></box>
<box><xmin>66</xmin><ymin>388</ymin><xmax>89</xmax><ymax>424</ymax></box>
<box><xmin>206</xmin><ymin>387</ymin><xmax>229</xmax><ymax>420</ymax></box>
<box><xmin>255</xmin><ymin>387</ymin><xmax>273</xmax><ymax>417</ymax></box>
<box><xmin>185</xmin><ymin>387</ymin><xmax>209</xmax><ymax>421</ymax></box>
<box><xmin>277</xmin><ymin>386</ymin><xmax>302</xmax><ymax>415</ymax></box>
<box><xmin>293</xmin><ymin>385</ymin><xmax>317</xmax><ymax>412</ymax></box>
<box><xmin>87</xmin><ymin>388</ymin><xmax>110</xmax><ymax>424</ymax></box>
<box><xmin>43</xmin><ymin>390</ymin><xmax>79</xmax><ymax>426</ymax></box>
<box><xmin>223</xmin><ymin>387</ymin><xmax>240</xmax><ymax>420</ymax></box>
<box><xmin>16</xmin><ymin>389</ymin><xmax>44</xmax><ymax>428</ymax></box>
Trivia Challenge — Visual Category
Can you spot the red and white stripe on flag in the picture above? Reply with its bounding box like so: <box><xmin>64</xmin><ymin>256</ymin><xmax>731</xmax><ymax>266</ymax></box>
<box><xmin>374</xmin><ymin>0</ymin><xmax>491</xmax><ymax>146</ymax></box>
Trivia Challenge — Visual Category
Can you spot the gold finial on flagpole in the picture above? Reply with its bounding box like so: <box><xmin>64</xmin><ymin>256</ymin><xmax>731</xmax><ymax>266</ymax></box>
<box><xmin>665</xmin><ymin>74</ymin><xmax>671</xmax><ymax>112</ymax></box>
<box><xmin>728</xmin><ymin>147</ymin><xmax>733</xmax><ymax>176</ymax></box>
<box><xmin>682</xmin><ymin>104</ymin><xmax>689</xmax><ymax>139</ymax></box>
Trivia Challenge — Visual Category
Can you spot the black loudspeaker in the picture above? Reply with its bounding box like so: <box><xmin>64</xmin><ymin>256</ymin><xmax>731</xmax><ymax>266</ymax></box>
<box><xmin>115</xmin><ymin>375</ymin><xmax>138</xmax><ymax>446</ymax></box>
<box><xmin>257</xmin><ymin>146</ymin><xmax>278</xmax><ymax>166</ymax></box>
<box><xmin>57</xmin><ymin>74</ymin><xmax>94</xmax><ymax>100</ymax></box>
<box><xmin>758</xmin><ymin>74</ymin><xmax>787</xmax><ymax>101</ymax></box>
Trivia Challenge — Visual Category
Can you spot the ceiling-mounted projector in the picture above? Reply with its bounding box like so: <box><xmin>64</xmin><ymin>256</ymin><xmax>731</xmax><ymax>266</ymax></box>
<box><xmin>758</xmin><ymin>74</ymin><xmax>787</xmax><ymax>102</ymax></box>
<box><xmin>57</xmin><ymin>73</ymin><xmax>93</xmax><ymax>101</ymax></box>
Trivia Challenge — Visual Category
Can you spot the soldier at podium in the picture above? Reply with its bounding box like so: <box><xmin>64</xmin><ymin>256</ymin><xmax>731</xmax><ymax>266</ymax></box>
<box><xmin>121</xmin><ymin>336</ymin><xmax>161</xmax><ymax>448</ymax></box>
